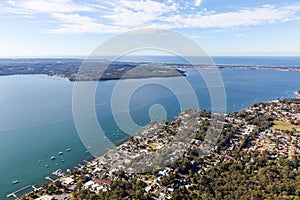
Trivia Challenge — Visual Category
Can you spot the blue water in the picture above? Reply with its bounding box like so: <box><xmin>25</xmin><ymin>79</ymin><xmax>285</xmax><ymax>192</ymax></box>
<box><xmin>1</xmin><ymin>59</ymin><xmax>300</xmax><ymax>198</ymax></box>
<box><xmin>212</xmin><ymin>56</ymin><xmax>300</xmax><ymax>67</ymax></box>
<box><xmin>117</xmin><ymin>56</ymin><xmax>300</xmax><ymax>67</ymax></box>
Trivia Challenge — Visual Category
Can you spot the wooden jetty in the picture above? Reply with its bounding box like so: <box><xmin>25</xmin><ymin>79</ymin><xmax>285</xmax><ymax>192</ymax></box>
<box><xmin>45</xmin><ymin>176</ymin><xmax>54</xmax><ymax>182</ymax></box>
<box><xmin>7</xmin><ymin>185</ymin><xmax>32</xmax><ymax>198</ymax></box>
<box><xmin>32</xmin><ymin>185</ymin><xmax>42</xmax><ymax>191</ymax></box>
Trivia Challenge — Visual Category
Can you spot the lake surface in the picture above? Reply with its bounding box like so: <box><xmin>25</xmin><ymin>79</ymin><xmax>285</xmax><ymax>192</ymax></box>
<box><xmin>1</xmin><ymin>67</ymin><xmax>300</xmax><ymax>198</ymax></box>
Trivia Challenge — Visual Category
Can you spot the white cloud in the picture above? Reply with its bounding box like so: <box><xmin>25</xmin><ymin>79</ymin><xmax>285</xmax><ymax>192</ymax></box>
<box><xmin>7</xmin><ymin>0</ymin><xmax>15</xmax><ymax>6</ymax></box>
<box><xmin>103</xmin><ymin>0</ymin><xmax>178</xmax><ymax>26</ymax></box>
<box><xmin>9</xmin><ymin>0</ymin><xmax>92</xmax><ymax>14</ymax></box>
<box><xmin>49</xmin><ymin>23</ymin><xmax>127</xmax><ymax>34</ymax></box>
<box><xmin>194</xmin><ymin>0</ymin><xmax>202</xmax><ymax>7</ymax></box>
<box><xmin>2</xmin><ymin>0</ymin><xmax>300</xmax><ymax>34</ymax></box>
<box><xmin>163</xmin><ymin>4</ymin><xmax>300</xmax><ymax>28</ymax></box>
<box><xmin>52</xmin><ymin>13</ymin><xmax>94</xmax><ymax>24</ymax></box>
<box><xmin>2</xmin><ymin>6</ymin><xmax>32</xmax><ymax>15</ymax></box>
<box><xmin>48</xmin><ymin>13</ymin><xmax>127</xmax><ymax>34</ymax></box>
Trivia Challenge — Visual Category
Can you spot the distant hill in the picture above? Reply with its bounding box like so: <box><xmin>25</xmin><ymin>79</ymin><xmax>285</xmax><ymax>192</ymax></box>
<box><xmin>0</xmin><ymin>59</ymin><xmax>185</xmax><ymax>81</ymax></box>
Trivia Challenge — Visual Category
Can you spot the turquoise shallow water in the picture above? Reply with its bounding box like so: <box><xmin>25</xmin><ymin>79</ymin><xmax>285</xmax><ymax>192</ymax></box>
<box><xmin>1</xmin><ymin>68</ymin><xmax>300</xmax><ymax>198</ymax></box>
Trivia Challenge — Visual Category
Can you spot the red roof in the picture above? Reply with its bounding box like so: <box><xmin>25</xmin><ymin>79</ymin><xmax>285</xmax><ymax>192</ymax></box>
<box><xmin>95</xmin><ymin>178</ymin><xmax>112</xmax><ymax>186</ymax></box>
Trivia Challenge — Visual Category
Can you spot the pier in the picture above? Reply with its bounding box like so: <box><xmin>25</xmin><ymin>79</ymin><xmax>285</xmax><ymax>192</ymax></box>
<box><xmin>45</xmin><ymin>176</ymin><xmax>54</xmax><ymax>182</ymax></box>
<box><xmin>7</xmin><ymin>185</ymin><xmax>32</xmax><ymax>199</ymax></box>
<box><xmin>32</xmin><ymin>185</ymin><xmax>42</xmax><ymax>191</ymax></box>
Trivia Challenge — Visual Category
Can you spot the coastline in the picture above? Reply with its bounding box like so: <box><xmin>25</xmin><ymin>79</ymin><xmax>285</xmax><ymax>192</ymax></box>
<box><xmin>0</xmin><ymin>61</ymin><xmax>298</xmax><ymax>198</ymax></box>
<box><xmin>17</xmin><ymin>97</ymin><xmax>300</xmax><ymax>199</ymax></box>
<box><xmin>0</xmin><ymin>58</ymin><xmax>300</xmax><ymax>82</ymax></box>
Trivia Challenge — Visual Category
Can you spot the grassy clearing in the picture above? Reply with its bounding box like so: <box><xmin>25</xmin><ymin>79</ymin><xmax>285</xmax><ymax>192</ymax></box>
<box><xmin>272</xmin><ymin>120</ymin><xmax>296</xmax><ymax>131</ymax></box>
<box><xmin>150</xmin><ymin>143</ymin><xmax>158</xmax><ymax>150</ymax></box>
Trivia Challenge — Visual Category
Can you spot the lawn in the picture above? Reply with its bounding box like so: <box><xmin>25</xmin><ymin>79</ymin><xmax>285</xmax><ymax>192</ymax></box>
<box><xmin>272</xmin><ymin>120</ymin><xmax>296</xmax><ymax>131</ymax></box>
<box><xmin>150</xmin><ymin>143</ymin><xmax>158</xmax><ymax>150</ymax></box>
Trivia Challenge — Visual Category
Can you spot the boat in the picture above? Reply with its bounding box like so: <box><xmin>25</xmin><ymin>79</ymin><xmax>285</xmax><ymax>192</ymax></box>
<box><xmin>12</xmin><ymin>179</ymin><xmax>19</xmax><ymax>184</ymax></box>
<box><xmin>58</xmin><ymin>152</ymin><xmax>63</xmax><ymax>155</ymax></box>
<box><xmin>45</xmin><ymin>165</ymin><xmax>49</xmax><ymax>168</ymax></box>
<box><xmin>52</xmin><ymin>169</ymin><xmax>63</xmax><ymax>176</ymax></box>
<box><xmin>66</xmin><ymin>148</ymin><xmax>71</xmax><ymax>152</ymax></box>
<box><xmin>50</xmin><ymin>156</ymin><xmax>56</xmax><ymax>160</ymax></box>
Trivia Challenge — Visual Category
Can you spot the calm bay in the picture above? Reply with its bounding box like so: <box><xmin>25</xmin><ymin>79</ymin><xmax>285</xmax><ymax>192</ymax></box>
<box><xmin>1</xmin><ymin>64</ymin><xmax>300</xmax><ymax>198</ymax></box>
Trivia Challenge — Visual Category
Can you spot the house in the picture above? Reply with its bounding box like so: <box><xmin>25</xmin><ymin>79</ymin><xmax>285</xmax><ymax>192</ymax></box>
<box><xmin>145</xmin><ymin>185</ymin><xmax>152</xmax><ymax>192</ymax></box>
<box><xmin>84</xmin><ymin>181</ymin><xmax>94</xmax><ymax>189</ymax></box>
<box><xmin>62</xmin><ymin>177</ymin><xmax>74</xmax><ymax>186</ymax></box>
<box><xmin>35</xmin><ymin>195</ymin><xmax>53</xmax><ymax>200</ymax></box>
<box><xmin>95</xmin><ymin>178</ymin><xmax>112</xmax><ymax>186</ymax></box>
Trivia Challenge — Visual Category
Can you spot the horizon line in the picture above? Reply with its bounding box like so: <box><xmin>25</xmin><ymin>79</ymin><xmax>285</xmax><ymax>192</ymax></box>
<box><xmin>1</xmin><ymin>55</ymin><xmax>300</xmax><ymax>59</ymax></box>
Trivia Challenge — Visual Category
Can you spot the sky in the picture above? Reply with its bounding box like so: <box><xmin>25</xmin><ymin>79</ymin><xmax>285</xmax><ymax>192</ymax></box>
<box><xmin>0</xmin><ymin>0</ymin><xmax>299</xmax><ymax>57</ymax></box>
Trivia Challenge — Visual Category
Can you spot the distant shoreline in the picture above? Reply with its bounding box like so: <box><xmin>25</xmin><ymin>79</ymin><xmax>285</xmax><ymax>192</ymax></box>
<box><xmin>0</xmin><ymin>59</ymin><xmax>299</xmax><ymax>82</ymax></box>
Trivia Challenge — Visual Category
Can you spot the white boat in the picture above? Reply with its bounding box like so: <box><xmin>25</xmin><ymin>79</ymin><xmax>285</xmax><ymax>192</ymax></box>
<box><xmin>66</xmin><ymin>148</ymin><xmax>71</xmax><ymax>152</ymax></box>
<box><xmin>52</xmin><ymin>169</ymin><xmax>63</xmax><ymax>176</ymax></box>
<box><xmin>12</xmin><ymin>179</ymin><xmax>19</xmax><ymax>184</ymax></box>
<box><xmin>50</xmin><ymin>156</ymin><xmax>56</xmax><ymax>160</ymax></box>
<box><xmin>58</xmin><ymin>152</ymin><xmax>63</xmax><ymax>155</ymax></box>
